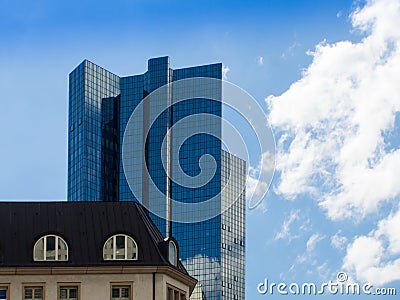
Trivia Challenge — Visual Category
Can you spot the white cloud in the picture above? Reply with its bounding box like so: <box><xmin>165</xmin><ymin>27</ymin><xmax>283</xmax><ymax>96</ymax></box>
<box><xmin>306</xmin><ymin>233</ymin><xmax>325</xmax><ymax>252</ymax></box>
<box><xmin>297</xmin><ymin>233</ymin><xmax>326</xmax><ymax>264</ymax></box>
<box><xmin>249</xmin><ymin>151</ymin><xmax>275</xmax><ymax>178</ymax></box>
<box><xmin>246</xmin><ymin>175</ymin><xmax>269</xmax><ymax>213</ymax></box>
<box><xmin>267</xmin><ymin>0</ymin><xmax>400</xmax><ymax>221</ymax></box>
<box><xmin>246</xmin><ymin>151</ymin><xmax>275</xmax><ymax>210</ymax></box>
<box><xmin>257</xmin><ymin>56</ymin><xmax>264</xmax><ymax>66</ymax></box>
<box><xmin>275</xmin><ymin>209</ymin><xmax>300</xmax><ymax>240</ymax></box>
<box><xmin>343</xmin><ymin>205</ymin><xmax>400</xmax><ymax>285</ymax></box>
<box><xmin>331</xmin><ymin>230</ymin><xmax>348</xmax><ymax>250</ymax></box>
<box><xmin>246</xmin><ymin>175</ymin><xmax>268</xmax><ymax>199</ymax></box>
<box><xmin>222</xmin><ymin>65</ymin><xmax>230</xmax><ymax>80</ymax></box>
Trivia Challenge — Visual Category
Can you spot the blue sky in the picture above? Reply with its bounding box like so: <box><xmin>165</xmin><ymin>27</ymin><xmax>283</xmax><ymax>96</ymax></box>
<box><xmin>0</xmin><ymin>0</ymin><xmax>354</xmax><ymax>199</ymax></box>
<box><xmin>1</xmin><ymin>0</ymin><xmax>400</xmax><ymax>299</ymax></box>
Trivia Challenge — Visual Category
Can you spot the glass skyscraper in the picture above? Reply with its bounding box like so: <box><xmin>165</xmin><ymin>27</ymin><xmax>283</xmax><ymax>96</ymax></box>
<box><xmin>67</xmin><ymin>57</ymin><xmax>246</xmax><ymax>300</ymax></box>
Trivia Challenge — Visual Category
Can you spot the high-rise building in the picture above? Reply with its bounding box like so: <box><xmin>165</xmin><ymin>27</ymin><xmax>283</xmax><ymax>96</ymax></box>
<box><xmin>67</xmin><ymin>57</ymin><xmax>246</xmax><ymax>299</ymax></box>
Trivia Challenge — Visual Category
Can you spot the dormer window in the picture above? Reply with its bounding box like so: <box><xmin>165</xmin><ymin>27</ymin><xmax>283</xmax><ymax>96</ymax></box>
<box><xmin>168</xmin><ymin>240</ymin><xmax>178</xmax><ymax>266</ymax></box>
<box><xmin>33</xmin><ymin>235</ymin><xmax>68</xmax><ymax>261</ymax></box>
<box><xmin>103</xmin><ymin>234</ymin><xmax>138</xmax><ymax>260</ymax></box>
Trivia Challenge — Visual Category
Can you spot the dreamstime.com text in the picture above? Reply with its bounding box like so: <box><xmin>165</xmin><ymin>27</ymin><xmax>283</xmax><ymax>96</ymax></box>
<box><xmin>257</xmin><ymin>272</ymin><xmax>397</xmax><ymax>296</ymax></box>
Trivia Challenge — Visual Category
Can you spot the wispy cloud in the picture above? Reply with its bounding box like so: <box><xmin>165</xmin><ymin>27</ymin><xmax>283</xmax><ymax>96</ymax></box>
<box><xmin>257</xmin><ymin>56</ymin><xmax>264</xmax><ymax>66</ymax></box>
<box><xmin>307</xmin><ymin>233</ymin><xmax>325</xmax><ymax>252</ymax></box>
<box><xmin>331</xmin><ymin>230</ymin><xmax>348</xmax><ymax>250</ymax></box>
<box><xmin>275</xmin><ymin>209</ymin><xmax>300</xmax><ymax>241</ymax></box>
<box><xmin>296</xmin><ymin>233</ymin><xmax>326</xmax><ymax>264</ymax></box>
<box><xmin>281</xmin><ymin>41</ymin><xmax>301</xmax><ymax>60</ymax></box>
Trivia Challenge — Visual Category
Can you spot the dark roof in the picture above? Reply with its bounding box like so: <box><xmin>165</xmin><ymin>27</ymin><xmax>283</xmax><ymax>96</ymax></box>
<box><xmin>0</xmin><ymin>201</ymin><xmax>188</xmax><ymax>274</ymax></box>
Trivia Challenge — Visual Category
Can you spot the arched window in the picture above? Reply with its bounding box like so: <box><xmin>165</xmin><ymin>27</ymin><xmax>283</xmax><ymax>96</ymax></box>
<box><xmin>34</xmin><ymin>235</ymin><xmax>68</xmax><ymax>261</ymax></box>
<box><xmin>168</xmin><ymin>240</ymin><xmax>177</xmax><ymax>266</ymax></box>
<box><xmin>103</xmin><ymin>234</ymin><xmax>138</xmax><ymax>260</ymax></box>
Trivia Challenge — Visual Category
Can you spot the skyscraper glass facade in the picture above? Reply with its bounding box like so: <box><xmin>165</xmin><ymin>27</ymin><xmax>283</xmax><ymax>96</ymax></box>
<box><xmin>221</xmin><ymin>151</ymin><xmax>246</xmax><ymax>300</ymax></box>
<box><xmin>68</xmin><ymin>61</ymin><xmax>120</xmax><ymax>201</ymax></box>
<box><xmin>67</xmin><ymin>57</ymin><xmax>246</xmax><ymax>299</ymax></box>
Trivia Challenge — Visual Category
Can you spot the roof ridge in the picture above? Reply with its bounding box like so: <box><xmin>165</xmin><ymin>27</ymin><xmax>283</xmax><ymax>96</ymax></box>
<box><xmin>135</xmin><ymin>204</ymin><xmax>170</xmax><ymax>266</ymax></box>
<box><xmin>134</xmin><ymin>204</ymin><xmax>189</xmax><ymax>274</ymax></box>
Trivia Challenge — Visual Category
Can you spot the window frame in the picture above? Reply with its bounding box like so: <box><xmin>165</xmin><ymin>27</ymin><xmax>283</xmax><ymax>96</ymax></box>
<box><xmin>57</xmin><ymin>283</ymin><xmax>80</xmax><ymax>300</ymax></box>
<box><xmin>168</xmin><ymin>240</ymin><xmax>178</xmax><ymax>266</ymax></box>
<box><xmin>23</xmin><ymin>283</ymin><xmax>45</xmax><ymax>300</ymax></box>
<box><xmin>164</xmin><ymin>237</ymin><xmax>179</xmax><ymax>267</ymax></box>
<box><xmin>103</xmin><ymin>234</ymin><xmax>138</xmax><ymax>261</ymax></box>
<box><xmin>33</xmin><ymin>234</ymin><xmax>68</xmax><ymax>262</ymax></box>
<box><xmin>166</xmin><ymin>285</ymin><xmax>187</xmax><ymax>300</ymax></box>
<box><xmin>0</xmin><ymin>283</ymin><xmax>10</xmax><ymax>300</ymax></box>
<box><xmin>110</xmin><ymin>282</ymin><xmax>133</xmax><ymax>300</ymax></box>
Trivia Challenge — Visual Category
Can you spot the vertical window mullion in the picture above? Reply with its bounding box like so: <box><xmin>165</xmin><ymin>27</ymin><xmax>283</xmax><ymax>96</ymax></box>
<box><xmin>113</xmin><ymin>236</ymin><xmax>116</xmax><ymax>259</ymax></box>
<box><xmin>125</xmin><ymin>236</ymin><xmax>128</xmax><ymax>259</ymax></box>
<box><xmin>55</xmin><ymin>236</ymin><xmax>59</xmax><ymax>261</ymax></box>
<box><xmin>43</xmin><ymin>237</ymin><xmax>47</xmax><ymax>261</ymax></box>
